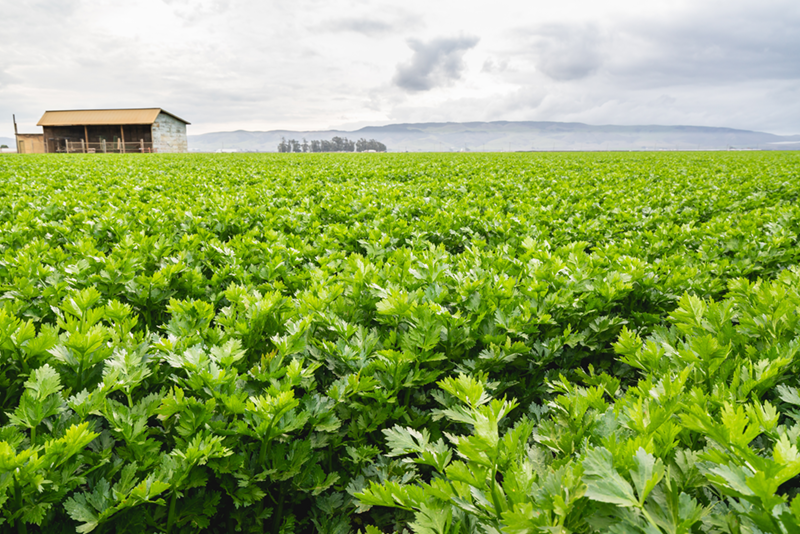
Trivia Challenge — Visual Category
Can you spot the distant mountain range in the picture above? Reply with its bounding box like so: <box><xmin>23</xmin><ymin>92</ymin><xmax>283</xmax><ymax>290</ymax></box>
<box><xmin>188</xmin><ymin>121</ymin><xmax>800</xmax><ymax>152</ymax></box>
<box><xmin>4</xmin><ymin>123</ymin><xmax>800</xmax><ymax>153</ymax></box>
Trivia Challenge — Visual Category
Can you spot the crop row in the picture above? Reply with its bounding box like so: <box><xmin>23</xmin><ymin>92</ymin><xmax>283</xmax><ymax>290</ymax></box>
<box><xmin>1</xmin><ymin>152</ymin><xmax>799</xmax><ymax>533</ymax></box>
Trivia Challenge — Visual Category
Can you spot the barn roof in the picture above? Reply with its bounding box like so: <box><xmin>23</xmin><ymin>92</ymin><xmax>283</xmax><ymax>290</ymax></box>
<box><xmin>37</xmin><ymin>108</ymin><xmax>190</xmax><ymax>126</ymax></box>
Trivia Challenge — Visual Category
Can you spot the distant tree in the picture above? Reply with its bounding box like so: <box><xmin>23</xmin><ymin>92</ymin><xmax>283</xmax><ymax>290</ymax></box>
<box><xmin>285</xmin><ymin>136</ymin><xmax>387</xmax><ymax>153</ymax></box>
<box><xmin>355</xmin><ymin>138</ymin><xmax>387</xmax><ymax>152</ymax></box>
<box><xmin>0</xmin><ymin>144</ymin><xmax>8</xmax><ymax>149</ymax></box>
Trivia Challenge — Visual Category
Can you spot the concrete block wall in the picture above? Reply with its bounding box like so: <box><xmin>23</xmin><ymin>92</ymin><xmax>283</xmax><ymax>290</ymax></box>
<box><xmin>152</xmin><ymin>112</ymin><xmax>188</xmax><ymax>153</ymax></box>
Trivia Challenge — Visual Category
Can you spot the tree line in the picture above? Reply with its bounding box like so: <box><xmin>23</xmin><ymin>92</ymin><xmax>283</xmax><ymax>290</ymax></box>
<box><xmin>277</xmin><ymin>136</ymin><xmax>387</xmax><ymax>153</ymax></box>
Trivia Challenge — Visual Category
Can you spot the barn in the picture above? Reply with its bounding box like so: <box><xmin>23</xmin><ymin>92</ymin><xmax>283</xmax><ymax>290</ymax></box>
<box><xmin>26</xmin><ymin>108</ymin><xmax>190</xmax><ymax>153</ymax></box>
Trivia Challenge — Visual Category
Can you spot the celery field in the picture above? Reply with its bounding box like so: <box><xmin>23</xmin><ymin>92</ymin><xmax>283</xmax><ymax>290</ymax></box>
<box><xmin>2</xmin><ymin>151</ymin><xmax>800</xmax><ymax>533</ymax></box>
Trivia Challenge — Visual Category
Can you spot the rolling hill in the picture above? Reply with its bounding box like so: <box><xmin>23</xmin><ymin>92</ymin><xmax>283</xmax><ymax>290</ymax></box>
<box><xmin>188</xmin><ymin>121</ymin><xmax>800</xmax><ymax>152</ymax></box>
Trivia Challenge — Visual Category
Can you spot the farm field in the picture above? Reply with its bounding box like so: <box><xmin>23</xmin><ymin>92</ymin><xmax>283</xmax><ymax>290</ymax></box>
<box><xmin>1</xmin><ymin>151</ymin><xmax>800</xmax><ymax>533</ymax></box>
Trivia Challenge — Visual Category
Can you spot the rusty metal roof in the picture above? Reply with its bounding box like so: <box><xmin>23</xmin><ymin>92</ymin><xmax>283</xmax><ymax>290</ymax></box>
<box><xmin>37</xmin><ymin>108</ymin><xmax>190</xmax><ymax>126</ymax></box>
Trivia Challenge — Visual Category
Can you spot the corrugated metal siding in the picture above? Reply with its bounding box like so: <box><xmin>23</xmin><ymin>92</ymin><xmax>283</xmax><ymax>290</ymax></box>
<box><xmin>37</xmin><ymin>108</ymin><xmax>189</xmax><ymax>126</ymax></box>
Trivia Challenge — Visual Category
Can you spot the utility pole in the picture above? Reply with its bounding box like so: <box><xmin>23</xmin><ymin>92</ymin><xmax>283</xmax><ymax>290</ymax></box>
<box><xmin>13</xmin><ymin>114</ymin><xmax>19</xmax><ymax>153</ymax></box>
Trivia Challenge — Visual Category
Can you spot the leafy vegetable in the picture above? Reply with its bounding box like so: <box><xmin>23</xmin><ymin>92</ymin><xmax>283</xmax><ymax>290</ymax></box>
<box><xmin>1</xmin><ymin>151</ymin><xmax>799</xmax><ymax>532</ymax></box>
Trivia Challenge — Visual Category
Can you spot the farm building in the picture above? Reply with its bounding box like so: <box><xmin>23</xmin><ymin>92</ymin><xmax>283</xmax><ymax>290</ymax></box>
<box><xmin>12</xmin><ymin>114</ymin><xmax>46</xmax><ymax>154</ymax></box>
<box><xmin>15</xmin><ymin>108</ymin><xmax>190</xmax><ymax>154</ymax></box>
<box><xmin>14</xmin><ymin>133</ymin><xmax>46</xmax><ymax>154</ymax></box>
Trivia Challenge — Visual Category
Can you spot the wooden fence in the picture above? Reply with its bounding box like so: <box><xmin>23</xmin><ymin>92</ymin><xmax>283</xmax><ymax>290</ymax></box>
<box><xmin>63</xmin><ymin>139</ymin><xmax>154</xmax><ymax>153</ymax></box>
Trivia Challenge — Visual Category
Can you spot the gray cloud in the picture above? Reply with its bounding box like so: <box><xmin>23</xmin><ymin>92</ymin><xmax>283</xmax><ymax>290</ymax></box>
<box><xmin>481</xmin><ymin>57</ymin><xmax>508</xmax><ymax>74</ymax></box>
<box><xmin>529</xmin><ymin>24</ymin><xmax>604</xmax><ymax>81</ymax></box>
<box><xmin>161</xmin><ymin>0</ymin><xmax>230</xmax><ymax>24</ymax></box>
<box><xmin>1</xmin><ymin>0</ymin><xmax>80</xmax><ymax>23</ymax></box>
<box><xmin>319</xmin><ymin>10</ymin><xmax>423</xmax><ymax>37</ymax></box>
<box><xmin>326</xmin><ymin>17</ymin><xmax>394</xmax><ymax>36</ymax></box>
<box><xmin>612</xmin><ymin>5</ymin><xmax>800</xmax><ymax>85</ymax></box>
<box><xmin>393</xmin><ymin>35</ymin><xmax>480</xmax><ymax>92</ymax></box>
<box><xmin>507</xmin><ymin>2</ymin><xmax>800</xmax><ymax>87</ymax></box>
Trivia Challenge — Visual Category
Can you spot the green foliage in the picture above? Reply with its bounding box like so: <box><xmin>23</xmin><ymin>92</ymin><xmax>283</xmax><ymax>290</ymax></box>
<box><xmin>1</xmin><ymin>151</ymin><xmax>800</xmax><ymax>532</ymax></box>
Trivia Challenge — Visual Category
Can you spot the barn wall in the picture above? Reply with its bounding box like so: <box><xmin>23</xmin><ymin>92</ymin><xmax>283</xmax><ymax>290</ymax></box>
<box><xmin>152</xmin><ymin>113</ymin><xmax>188</xmax><ymax>153</ymax></box>
<box><xmin>15</xmin><ymin>134</ymin><xmax>45</xmax><ymax>154</ymax></box>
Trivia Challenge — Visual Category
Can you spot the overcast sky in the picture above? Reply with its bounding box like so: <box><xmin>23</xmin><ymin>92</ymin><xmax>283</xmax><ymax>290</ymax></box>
<box><xmin>2</xmin><ymin>0</ymin><xmax>799</xmax><ymax>137</ymax></box>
